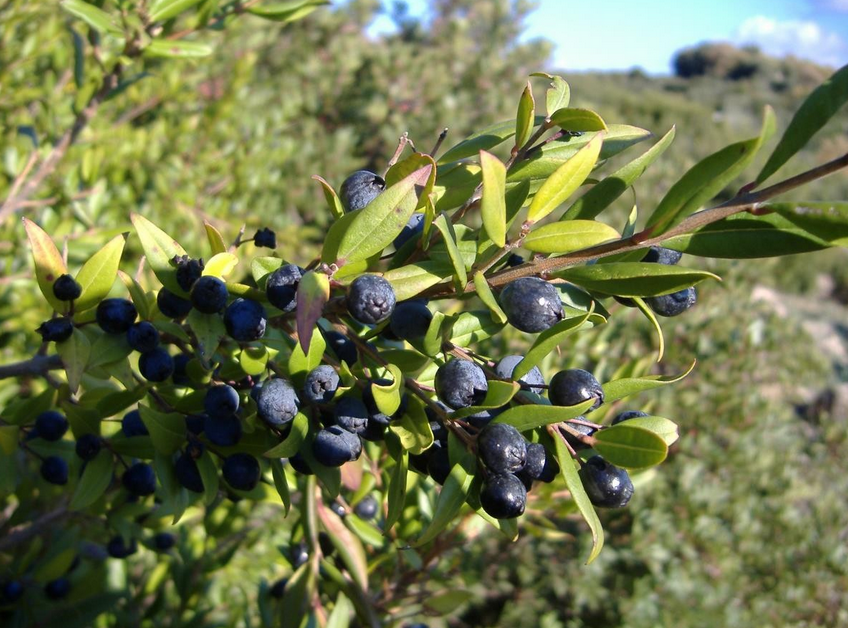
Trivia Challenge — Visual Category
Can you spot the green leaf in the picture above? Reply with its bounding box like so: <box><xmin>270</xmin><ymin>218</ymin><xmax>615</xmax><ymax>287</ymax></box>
<box><xmin>346</xmin><ymin>514</ymin><xmax>385</xmax><ymax>547</ymax></box>
<box><xmin>326</xmin><ymin>593</ymin><xmax>353</xmax><ymax>628</ymax></box>
<box><xmin>23</xmin><ymin>218</ymin><xmax>68</xmax><ymax>313</ymax></box>
<box><xmin>149</xmin><ymin>0</ymin><xmax>204</xmax><ymax>21</ymax></box>
<box><xmin>264</xmin><ymin>413</ymin><xmax>309</xmax><ymax>458</ymax></box>
<box><xmin>118</xmin><ymin>270</ymin><xmax>153</xmax><ymax>320</ymax></box>
<box><xmin>317</xmin><ymin>499</ymin><xmax>369</xmax><ymax>591</ymax></box>
<box><xmin>438</xmin><ymin>116</ymin><xmax>546</xmax><ymax>164</ymax></box>
<box><xmin>279</xmin><ymin>564</ymin><xmax>310</xmax><ymax>628</ymax></box>
<box><xmin>385</xmin><ymin>449</ymin><xmax>407</xmax><ymax>533</ymax></box>
<box><xmin>202</xmin><ymin>252</ymin><xmax>238</xmax><ymax>279</ymax></box>
<box><xmin>269</xmin><ymin>458</ymin><xmax>291</xmax><ymax>515</ymax></box>
<box><xmin>312</xmin><ymin>175</ymin><xmax>345</xmax><ymax>219</ymax></box>
<box><xmin>555</xmin><ymin>262</ymin><xmax>720</xmax><ymax>297</ymax></box>
<box><xmin>632</xmin><ymin>296</ymin><xmax>665</xmax><ymax>362</ymax></box>
<box><xmin>769</xmin><ymin>201</ymin><xmax>848</xmax><ymax>246</ymax></box>
<box><xmin>646</xmin><ymin>107</ymin><xmax>776</xmax><ymax>235</ymax></box>
<box><xmin>384</xmin><ymin>262</ymin><xmax>452</xmax><ymax>302</ymax></box>
<box><xmin>196</xmin><ymin>451</ymin><xmax>220</xmax><ymax>506</ymax></box>
<box><xmin>552</xmin><ymin>433</ymin><xmax>604</xmax><ymax>564</ymax></box>
<box><xmin>57</xmin><ymin>329</ymin><xmax>90</xmax><ymax>393</ymax></box>
<box><xmin>247</xmin><ymin>0</ymin><xmax>326</xmax><ymax>22</ymax></box>
<box><xmin>493</xmin><ymin>399</ymin><xmax>595</xmax><ymax>432</ymax></box>
<box><xmin>523</xmin><ymin>220</ymin><xmax>619</xmax><ymax>254</ymax></box>
<box><xmin>95</xmin><ymin>386</ymin><xmax>146</xmax><ymax>418</ymax></box>
<box><xmin>373</xmin><ymin>363</ymin><xmax>403</xmax><ymax>416</ymax></box>
<box><xmin>145</xmin><ymin>39</ymin><xmax>213</xmax><ymax>58</ymax></box>
<box><xmin>0</xmin><ymin>426</ymin><xmax>19</xmax><ymax>456</ymax></box>
<box><xmin>450</xmin><ymin>381</ymin><xmax>520</xmax><ymax>419</ymax></box>
<box><xmin>239</xmin><ymin>344</ymin><xmax>269</xmax><ymax>376</ymax></box>
<box><xmin>154</xmin><ymin>451</ymin><xmax>188</xmax><ymax>524</ymax></box>
<box><xmin>514</xmin><ymin>81</ymin><xmax>535</xmax><ymax>149</ymax></box>
<box><xmin>547</xmin><ymin>108</ymin><xmax>607</xmax><ymax>132</ymax></box>
<box><xmin>300</xmin><ymin>436</ymin><xmax>341</xmax><ymax>497</ymax></box>
<box><xmin>480</xmin><ymin>151</ymin><xmax>507</xmax><ymax>248</ymax></box>
<box><xmin>473</xmin><ymin>271</ymin><xmax>507</xmax><ymax>324</ymax></box>
<box><xmin>602</xmin><ymin>361</ymin><xmax>696</xmax><ymax>404</ymax></box>
<box><xmin>289</xmin><ymin>317</ymin><xmax>327</xmax><ymax>380</ymax></box>
<box><xmin>449</xmin><ymin>311</ymin><xmax>505</xmax><ymax>347</ymax></box>
<box><xmin>424</xmin><ymin>590</ymin><xmax>474</xmax><ymax>615</ymax></box>
<box><xmin>61</xmin><ymin>401</ymin><xmax>100</xmax><ymax>437</ymax></box>
<box><xmin>415</xmin><ymin>441</ymin><xmax>476</xmax><ymax>545</ymax></box>
<box><xmin>131</xmin><ymin>213</ymin><xmax>188</xmax><ymax>295</ymax></box>
<box><xmin>532</xmin><ymin>72</ymin><xmax>570</xmax><ymax>116</ymax></box>
<box><xmin>251</xmin><ymin>256</ymin><xmax>285</xmax><ymax>286</ymax></box>
<box><xmin>433</xmin><ymin>214</ymin><xmax>468</xmax><ymax>290</ymax></box>
<box><xmin>204</xmin><ymin>222</ymin><xmax>227</xmax><ymax>255</ymax></box>
<box><xmin>138</xmin><ymin>405</ymin><xmax>185</xmax><ymax>455</ymax></box>
<box><xmin>526</xmin><ymin>134</ymin><xmax>603</xmax><ymax>223</ymax></box>
<box><xmin>512</xmin><ymin>311</ymin><xmax>591</xmax><ymax>379</ymax></box>
<box><xmin>4</xmin><ymin>388</ymin><xmax>56</xmax><ymax>426</ymax></box>
<box><xmin>508</xmin><ymin>125</ymin><xmax>651</xmax><ymax>183</ymax></box>
<box><xmin>593</xmin><ymin>424</ymin><xmax>668</xmax><ymax>469</ymax></box>
<box><xmin>419</xmin><ymin>310</ymin><xmax>446</xmax><ymax>358</ymax></box>
<box><xmin>60</xmin><ymin>0</ymin><xmax>122</xmax><ymax>35</ymax></box>
<box><xmin>70</xmin><ymin>449</ymin><xmax>113</xmax><ymax>510</ymax></box>
<box><xmin>187</xmin><ymin>310</ymin><xmax>226</xmax><ymax>364</ymax></box>
<box><xmin>564</xmin><ymin>126</ymin><xmax>676</xmax><ymax>221</ymax></box>
<box><xmin>662</xmin><ymin>211</ymin><xmax>830</xmax><ymax>258</ymax></box>
<box><xmin>389</xmin><ymin>397</ymin><xmax>434</xmax><ymax>455</ymax></box>
<box><xmin>335</xmin><ymin>162</ymin><xmax>434</xmax><ymax>265</ymax></box>
<box><xmin>620</xmin><ymin>416</ymin><xmax>679</xmax><ymax>446</ymax></box>
<box><xmin>757</xmin><ymin>64</ymin><xmax>848</xmax><ymax>184</ymax></box>
<box><xmin>74</xmin><ymin>234</ymin><xmax>125</xmax><ymax>312</ymax></box>
<box><xmin>34</xmin><ymin>548</ymin><xmax>78</xmax><ymax>584</ymax></box>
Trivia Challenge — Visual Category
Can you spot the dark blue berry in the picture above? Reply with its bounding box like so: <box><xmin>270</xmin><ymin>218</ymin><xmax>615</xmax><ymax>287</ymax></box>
<box><xmin>157</xmin><ymin>288</ymin><xmax>192</xmax><ymax>319</ymax></box>
<box><xmin>389</xmin><ymin>300</ymin><xmax>432</xmax><ymax>340</ymax></box>
<box><xmin>323</xmin><ymin>330</ymin><xmax>358</xmax><ymax>365</ymax></box>
<box><xmin>138</xmin><ymin>347</ymin><xmax>174</xmax><ymax>382</ymax></box>
<box><xmin>175</xmin><ymin>256</ymin><xmax>204</xmax><ymax>292</ymax></box>
<box><xmin>75</xmin><ymin>434</ymin><xmax>102</xmax><ymax>461</ymax></box>
<box><xmin>480</xmin><ymin>473</ymin><xmax>526</xmax><ymax>519</ymax></box>
<box><xmin>579</xmin><ymin>455</ymin><xmax>634</xmax><ymax>508</ymax></box>
<box><xmin>41</xmin><ymin>456</ymin><xmax>69</xmax><ymax>485</ymax></box>
<box><xmin>185</xmin><ymin>413</ymin><xmax>205</xmax><ymax>435</ymax></box>
<box><xmin>435</xmin><ymin>359</ymin><xmax>488</xmax><ymax>409</ymax></box>
<box><xmin>477</xmin><ymin>423</ymin><xmax>526</xmax><ymax>474</ymax></box>
<box><xmin>562</xmin><ymin>418</ymin><xmax>596</xmax><ymax>451</ymax></box>
<box><xmin>106</xmin><ymin>535</ymin><xmax>137</xmax><ymax>559</ymax></box>
<box><xmin>611</xmin><ymin>410</ymin><xmax>649</xmax><ymax>425</ymax></box>
<box><xmin>153</xmin><ymin>532</ymin><xmax>176</xmax><ymax>551</ymax></box>
<box><xmin>333</xmin><ymin>396</ymin><xmax>369</xmax><ymax>434</ymax></box>
<box><xmin>253</xmin><ymin>228</ymin><xmax>277</xmax><ymax>249</ymax></box>
<box><xmin>44</xmin><ymin>577</ymin><xmax>71</xmax><ymax>600</ymax></box>
<box><xmin>175</xmin><ymin>452</ymin><xmax>204</xmax><ymax>493</ymax></box>
<box><xmin>172</xmin><ymin>354</ymin><xmax>192</xmax><ymax>387</ymax></box>
<box><xmin>53</xmin><ymin>274</ymin><xmax>82</xmax><ymax>301</ymax></box>
<box><xmin>303</xmin><ymin>365</ymin><xmax>339</xmax><ymax>404</ymax></box>
<box><xmin>339</xmin><ymin>170</ymin><xmax>385</xmax><ymax>212</ymax></box>
<box><xmin>265</xmin><ymin>264</ymin><xmax>304</xmax><ymax>312</ymax></box>
<box><xmin>645</xmin><ymin>286</ymin><xmax>697</xmax><ymax>317</ymax></box>
<box><xmin>127</xmin><ymin>321</ymin><xmax>160</xmax><ymax>353</ymax></box>
<box><xmin>329</xmin><ymin>500</ymin><xmax>347</xmax><ymax>518</ymax></box>
<box><xmin>96</xmin><ymin>298</ymin><xmax>137</xmax><ymax>334</ymax></box>
<box><xmin>494</xmin><ymin>355</ymin><xmax>545</xmax><ymax>394</ymax></box>
<box><xmin>269</xmin><ymin>577</ymin><xmax>288</xmax><ymax>598</ymax></box>
<box><xmin>1</xmin><ymin>580</ymin><xmax>24</xmax><ymax>603</ymax></box>
<box><xmin>36</xmin><ymin>318</ymin><xmax>74</xmax><ymax>343</ymax></box>
<box><xmin>122</xmin><ymin>409</ymin><xmax>148</xmax><ymax>437</ymax></box>
<box><xmin>642</xmin><ymin>246</ymin><xmax>683</xmax><ymax>265</ymax></box>
<box><xmin>353</xmin><ymin>495</ymin><xmax>378</xmax><ymax>520</ymax></box>
<box><xmin>312</xmin><ymin>426</ymin><xmax>362</xmax><ymax>467</ymax></box>
<box><xmin>288</xmin><ymin>453</ymin><xmax>313</xmax><ymax>475</ymax></box>
<box><xmin>393</xmin><ymin>213</ymin><xmax>424</xmax><ymax>249</ymax></box>
<box><xmin>347</xmin><ymin>275</ymin><xmax>396</xmax><ymax>325</ymax></box>
<box><xmin>190</xmin><ymin>276</ymin><xmax>228</xmax><ymax>314</ymax></box>
<box><xmin>499</xmin><ymin>277</ymin><xmax>563</xmax><ymax>333</ymax></box>
<box><xmin>204</xmin><ymin>415</ymin><xmax>242</xmax><ymax>447</ymax></box>
<box><xmin>122</xmin><ymin>462</ymin><xmax>156</xmax><ymax>496</ymax></box>
<box><xmin>549</xmin><ymin>368</ymin><xmax>604</xmax><ymax>411</ymax></box>
<box><xmin>427</xmin><ymin>441</ymin><xmax>451</xmax><ymax>485</ymax></box>
<box><xmin>224</xmin><ymin>298</ymin><xmax>267</xmax><ymax>341</ymax></box>
<box><xmin>35</xmin><ymin>410</ymin><xmax>68</xmax><ymax>441</ymax></box>
<box><xmin>256</xmin><ymin>378</ymin><xmax>299</xmax><ymax>428</ymax></box>
<box><xmin>222</xmin><ymin>453</ymin><xmax>261</xmax><ymax>491</ymax></box>
<box><xmin>204</xmin><ymin>384</ymin><xmax>240</xmax><ymax>419</ymax></box>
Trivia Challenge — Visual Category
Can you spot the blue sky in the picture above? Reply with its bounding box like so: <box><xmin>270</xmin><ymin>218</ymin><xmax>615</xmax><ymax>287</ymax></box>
<box><xmin>371</xmin><ymin>0</ymin><xmax>848</xmax><ymax>73</ymax></box>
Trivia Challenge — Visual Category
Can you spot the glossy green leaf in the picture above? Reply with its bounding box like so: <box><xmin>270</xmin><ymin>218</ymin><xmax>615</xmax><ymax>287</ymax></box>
<box><xmin>196</xmin><ymin>451</ymin><xmax>220</xmax><ymax>506</ymax></box>
<box><xmin>632</xmin><ymin>296</ymin><xmax>665</xmax><ymax>362</ymax></box>
<box><xmin>250</xmin><ymin>256</ymin><xmax>285</xmax><ymax>286</ymax></box>
<box><xmin>508</xmin><ymin>125</ymin><xmax>651</xmax><ymax>183</ymax></box>
<box><xmin>279</xmin><ymin>564</ymin><xmax>310</xmax><ymax>628</ymax></box>
<box><xmin>346</xmin><ymin>514</ymin><xmax>385</xmax><ymax>547</ymax></box>
<box><xmin>373</xmin><ymin>363</ymin><xmax>403</xmax><ymax>416</ymax></box>
<box><xmin>269</xmin><ymin>458</ymin><xmax>291</xmax><ymax>515</ymax></box>
<box><xmin>202</xmin><ymin>252</ymin><xmax>238</xmax><ymax>279</ymax></box>
<box><xmin>317</xmin><ymin>499</ymin><xmax>369</xmax><ymax>591</ymax></box>
<box><xmin>23</xmin><ymin>218</ymin><xmax>68</xmax><ymax>313</ymax></box>
<box><xmin>433</xmin><ymin>214</ymin><xmax>468</xmax><ymax>290</ymax></box>
<box><xmin>493</xmin><ymin>399</ymin><xmax>595</xmax><ymax>432</ymax></box>
<box><xmin>384</xmin><ymin>262</ymin><xmax>452</xmax><ymax>301</ymax></box>
<box><xmin>326</xmin><ymin>592</ymin><xmax>353</xmax><ymax>628</ymax></box>
<box><xmin>239</xmin><ymin>344</ymin><xmax>269</xmax><ymax>376</ymax></box>
<box><xmin>60</xmin><ymin>0</ymin><xmax>122</xmax><ymax>35</ymax></box>
<box><xmin>149</xmin><ymin>0</ymin><xmax>204</xmax><ymax>21</ymax></box>
<box><xmin>57</xmin><ymin>329</ymin><xmax>90</xmax><ymax>393</ymax></box>
<box><xmin>564</xmin><ymin>126</ymin><xmax>676</xmax><ymax>220</ymax></box>
<box><xmin>131</xmin><ymin>213</ymin><xmax>188</xmax><ymax>295</ymax></box>
<box><xmin>312</xmin><ymin>175</ymin><xmax>345</xmax><ymax>219</ymax></box>
<box><xmin>118</xmin><ymin>271</ymin><xmax>153</xmax><ymax>321</ymax></box>
<box><xmin>769</xmin><ymin>201</ymin><xmax>848</xmax><ymax>246</ymax></box>
<box><xmin>480</xmin><ymin>151</ymin><xmax>507</xmax><ymax>247</ymax></box>
<box><xmin>758</xmin><ymin>64</ymin><xmax>848</xmax><ymax>183</ymax></box>
<box><xmin>473</xmin><ymin>271</ymin><xmax>507</xmax><ymax>323</ymax></box>
<box><xmin>289</xmin><ymin>317</ymin><xmax>327</xmax><ymax>379</ymax></box>
<box><xmin>155</xmin><ymin>451</ymin><xmax>189</xmax><ymax>523</ymax></box>
<box><xmin>646</xmin><ymin>107</ymin><xmax>776</xmax><ymax>234</ymax></box>
<box><xmin>0</xmin><ymin>426</ymin><xmax>19</xmax><ymax>456</ymax></box>
<box><xmin>73</xmin><ymin>234</ymin><xmax>125</xmax><ymax>312</ymax></box>
<box><xmin>620</xmin><ymin>416</ymin><xmax>679</xmax><ymax>446</ymax></box>
<box><xmin>602</xmin><ymin>361</ymin><xmax>696</xmax><ymax>404</ymax></box>
<box><xmin>438</xmin><ymin>116</ymin><xmax>545</xmax><ymax>164</ymax></box>
<box><xmin>512</xmin><ymin>311</ymin><xmax>591</xmax><ymax>379</ymax></box>
<box><xmin>263</xmin><ymin>413</ymin><xmax>309</xmax><ymax>458</ymax></box>
<box><xmin>385</xmin><ymin>449</ymin><xmax>407</xmax><ymax>533</ymax></box>
<box><xmin>515</xmin><ymin>81</ymin><xmax>535</xmax><ymax>149</ymax></box>
<box><xmin>34</xmin><ymin>548</ymin><xmax>78</xmax><ymax>584</ymax></box>
<box><xmin>552</xmin><ymin>433</ymin><xmax>603</xmax><ymax>564</ymax></box>
<box><xmin>138</xmin><ymin>405</ymin><xmax>185</xmax><ymax>455</ymax></box>
<box><xmin>555</xmin><ymin>262</ymin><xmax>720</xmax><ymax>297</ymax></box>
<box><xmin>450</xmin><ymin>380</ymin><xmax>520</xmax><ymax>419</ymax></box>
<box><xmin>526</xmin><ymin>134</ymin><xmax>603</xmax><ymax>223</ymax></box>
<box><xmin>593</xmin><ymin>424</ymin><xmax>668</xmax><ymax>469</ymax></box>
<box><xmin>187</xmin><ymin>310</ymin><xmax>226</xmax><ymax>364</ymax></box>
<box><xmin>531</xmin><ymin>72</ymin><xmax>570</xmax><ymax>116</ymax></box>
<box><xmin>419</xmin><ymin>310</ymin><xmax>446</xmax><ymax>357</ymax></box>
<box><xmin>95</xmin><ymin>387</ymin><xmax>146</xmax><ymax>418</ymax></box>
<box><xmin>415</xmin><ymin>442</ymin><xmax>476</xmax><ymax>546</ymax></box>
<box><xmin>335</xmin><ymin>162</ymin><xmax>434</xmax><ymax>264</ymax></box>
<box><xmin>145</xmin><ymin>39</ymin><xmax>213</xmax><ymax>58</ymax></box>
<box><xmin>389</xmin><ymin>397</ymin><xmax>434</xmax><ymax>455</ymax></box>
<box><xmin>247</xmin><ymin>0</ymin><xmax>326</xmax><ymax>22</ymax></box>
<box><xmin>548</xmin><ymin>108</ymin><xmax>607</xmax><ymax>132</ymax></box>
<box><xmin>202</xmin><ymin>222</ymin><xmax>227</xmax><ymax>255</ymax></box>
<box><xmin>523</xmin><ymin>220</ymin><xmax>619</xmax><ymax>254</ymax></box>
<box><xmin>449</xmin><ymin>310</ymin><xmax>506</xmax><ymax>347</ymax></box>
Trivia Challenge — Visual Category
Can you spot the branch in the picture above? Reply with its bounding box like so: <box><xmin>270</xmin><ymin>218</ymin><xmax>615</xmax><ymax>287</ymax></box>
<box><xmin>0</xmin><ymin>354</ymin><xmax>64</xmax><ymax>380</ymax></box>
<box><xmin>0</xmin><ymin>504</ymin><xmax>69</xmax><ymax>553</ymax></box>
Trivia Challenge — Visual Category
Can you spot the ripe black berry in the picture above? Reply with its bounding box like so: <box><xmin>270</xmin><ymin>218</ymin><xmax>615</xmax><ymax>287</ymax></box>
<box><xmin>269</xmin><ymin>577</ymin><xmax>288</xmax><ymax>599</ymax></box>
<box><xmin>36</xmin><ymin>318</ymin><xmax>74</xmax><ymax>343</ymax></box>
<box><xmin>96</xmin><ymin>298</ymin><xmax>137</xmax><ymax>334</ymax></box>
<box><xmin>185</xmin><ymin>413</ymin><xmax>205</xmax><ymax>435</ymax></box>
<box><xmin>35</xmin><ymin>410</ymin><xmax>68</xmax><ymax>441</ymax></box>
<box><xmin>494</xmin><ymin>355</ymin><xmax>545</xmax><ymax>394</ymax></box>
<box><xmin>426</xmin><ymin>441</ymin><xmax>451</xmax><ymax>485</ymax></box>
<box><xmin>204</xmin><ymin>415</ymin><xmax>242</xmax><ymax>447</ymax></box>
<box><xmin>253</xmin><ymin>227</ymin><xmax>277</xmax><ymax>249</ymax></box>
<box><xmin>339</xmin><ymin>170</ymin><xmax>385</xmax><ymax>212</ymax></box>
<box><xmin>157</xmin><ymin>288</ymin><xmax>193</xmax><ymax>319</ymax></box>
<box><xmin>549</xmin><ymin>368</ymin><xmax>604</xmax><ymax>411</ymax></box>
<box><xmin>645</xmin><ymin>286</ymin><xmax>697</xmax><ymax>317</ymax></box>
<box><xmin>52</xmin><ymin>274</ymin><xmax>82</xmax><ymax>301</ymax></box>
<box><xmin>1</xmin><ymin>580</ymin><xmax>24</xmax><ymax>603</ymax></box>
<box><xmin>222</xmin><ymin>453</ymin><xmax>261</xmax><ymax>491</ymax></box>
<box><xmin>75</xmin><ymin>434</ymin><xmax>102</xmax><ymax>461</ymax></box>
<box><xmin>643</xmin><ymin>246</ymin><xmax>683</xmax><ymax>265</ymax></box>
<box><xmin>190</xmin><ymin>276</ymin><xmax>228</xmax><ymax>314</ymax></box>
<box><xmin>477</xmin><ymin>423</ymin><xmax>526</xmax><ymax>474</ymax></box>
<box><xmin>389</xmin><ymin>300</ymin><xmax>432</xmax><ymax>340</ymax></box>
<box><xmin>256</xmin><ymin>378</ymin><xmax>299</xmax><ymax>428</ymax></box>
<box><xmin>347</xmin><ymin>275</ymin><xmax>396</xmax><ymax>325</ymax></box>
<box><xmin>499</xmin><ymin>277</ymin><xmax>563</xmax><ymax>333</ymax></box>
<box><xmin>288</xmin><ymin>453</ymin><xmax>313</xmax><ymax>475</ymax></box>
<box><xmin>40</xmin><ymin>456</ymin><xmax>69</xmax><ymax>485</ymax></box>
<box><xmin>480</xmin><ymin>473</ymin><xmax>527</xmax><ymax>519</ymax></box>
<box><xmin>434</xmin><ymin>359</ymin><xmax>488</xmax><ymax>409</ymax></box>
<box><xmin>611</xmin><ymin>410</ymin><xmax>649</xmax><ymax>425</ymax></box>
<box><xmin>302</xmin><ymin>365</ymin><xmax>340</xmax><ymax>404</ymax></box>
<box><xmin>579</xmin><ymin>455</ymin><xmax>634</xmax><ymax>508</ymax></box>
<box><xmin>138</xmin><ymin>347</ymin><xmax>174</xmax><ymax>382</ymax></box>
<box><xmin>204</xmin><ymin>384</ymin><xmax>240</xmax><ymax>419</ymax></box>
<box><xmin>353</xmin><ymin>495</ymin><xmax>378</xmax><ymax>520</ymax></box>
<box><xmin>106</xmin><ymin>535</ymin><xmax>138</xmax><ymax>559</ymax></box>
<box><xmin>323</xmin><ymin>330</ymin><xmax>358</xmax><ymax>365</ymax></box>
<box><xmin>122</xmin><ymin>409</ymin><xmax>148</xmax><ymax>437</ymax></box>
<box><xmin>153</xmin><ymin>532</ymin><xmax>176</xmax><ymax>551</ymax></box>
<box><xmin>127</xmin><ymin>321</ymin><xmax>160</xmax><ymax>353</ymax></box>
<box><xmin>175</xmin><ymin>452</ymin><xmax>204</xmax><ymax>493</ymax></box>
<box><xmin>333</xmin><ymin>397</ymin><xmax>368</xmax><ymax>434</ymax></box>
<box><xmin>44</xmin><ymin>577</ymin><xmax>71</xmax><ymax>600</ymax></box>
<box><xmin>122</xmin><ymin>462</ymin><xmax>157</xmax><ymax>496</ymax></box>
<box><xmin>172</xmin><ymin>354</ymin><xmax>192</xmax><ymax>387</ymax></box>
<box><xmin>265</xmin><ymin>264</ymin><xmax>304</xmax><ymax>313</ymax></box>
<box><xmin>174</xmin><ymin>256</ymin><xmax>205</xmax><ymax>292</ymax></box>
<box><xmin>312</xmin><ymin>426</ymin><xmax>362</xmax><ymax>467</ymax></box>
<box><xmin>224</xmin><ymin>298</ymin><xmax>267</xmax><ymax>341</ymax></box>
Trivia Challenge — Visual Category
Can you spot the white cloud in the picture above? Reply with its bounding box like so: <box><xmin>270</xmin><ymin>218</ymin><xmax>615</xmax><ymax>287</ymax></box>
<box><xmin>734</xmin><ymin>15</ymin><xmax>847</xmax><ymax>67</ymax></box>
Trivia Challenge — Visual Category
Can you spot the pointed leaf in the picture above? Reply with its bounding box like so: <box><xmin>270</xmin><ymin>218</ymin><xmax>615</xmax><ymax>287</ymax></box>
<box><xmin>70</xmin><ymin>449</ymin><xmax>113</xmax><ymax>510</ymax></box>
<box><xmin>202</xmin><ymin>252</ymin><xmax>238</xmax><ymax>279</ymax></box>
<box><xmin>526</xmin><ymin>135</ymin><xmax>603</xmax><ymax>223</ymax></box>
<box><xmin>769</xmin><ymin>201</ymin><xmax>848</xmax><ymax>246</ymax></box>
<box><xmin>24</xmin><ymin>218</ymin><xmax>68</xmax><ymax>313</ymax></box>
<box><xmin>389</xmin><ymin>397</ymin><xmax>434</xmax><ymax>455</ymax></box>
<box><xmin>433</xmin><ymin>214</ymin><xmax>468</xmax><ymax>290</ymax></box>
<box><xmin>514</xmin><ymin>81</ymin><xmax>535</xmax><ymax>149</ymax></box>
<box><xmin>149</xmin><ymin>0</ymin><xmax>205</xmax><ymax>22</ymax></box>
<box><xmin>593</xmin><ymin>424</ymin><xmax>668</xmax><ymax>469</ymax></box>
<box><xmin>60</xmin><ymin>0</ymin><xmax>122</xmax><ymax>35</ymax></box>
<box><xmin>204</xmin><ymin>222</ymin><xmax>227</xmax><ymax>255</ymax></box>
<box><xmin>385</xmin><ymin>448</ymin><xmax>407</xmax><ymax>533</ymax></box>
<box><xmin>118</xmin><ymin>270</ymin><xmax>153</xmax><ymax>320</ymax></box>
<box><xmin>449</xmin><ymin>311</ymin><xmax>505</xmax><ymax>346</ymax></box>
<box><xmin>547</xmin><ymin>108</ymin><xmax>607</xmax><ymax>132</ymax></box>
<box><xmin>196</xmin><ymin>451</ymin><xmax>220</xmax><ymax>505</ymax></box>
<box><xmin>138</xmin><ymin>405</ymin><xmax>186</xmax><ymax>455</ymax></box>
<box><xmin>312</xmin><ymin>175</ymin><xmax>345</xmax><ymax>219</ymax></box>
<box><xmin>57</xmin><ymin>329</ymin><xmax>90</xmax><ymax>393</ymax></box>
<box><xmin>473</xmin><ymin>271</ymin><xmax>507</xmax><ymax>323</ymax></box>
<box><xmin>415</xmin><ymin>439</ymin><xmax>476</xmax><ymax>545</ymax></box>
<box><xmin>384</xmin><ymin>261</ymin><xmax>452</xmax><ymax>301</ymax></box>
<box><xmin>438</xmin><ymin>116</ymin><xmax>546</xmax><ymax>164</ymax></box>
<box><xmin>187</xmin><ymin>310</ymin><xmax>225</xmax><ymax>364</ymax></box>
<box><xmin>372</xmin><ymin>363</ymin><xmax>402</xmax><ymax>416</ymax></box>
<box><xmin>317</xmin><ymin>499</ymin><xmax>369</xmax><ymax>591</ymax></box>
<box><xmin>532</xmin><ymin>73</ymin><xmax>570</xmax><ymax>116</ymax></box>
<box><xmin>524</xmin><ymin>220</ymin><xmax>619</xmax><ymax>254</ymax></box>
<box><xmin>493</xmin><ymin>399</ymin><xmax>595</xmax><ymax>432</ymax></box>
<box><xmin>555</xmin><ymin>262</ymin><xmax>720</xmax><ymax>297</ymax></box>
<box><xmin>269</xmin><ymin>458</ymin><xmax>291</xmax><ymax>514</ymax></box>
<box><xmin>602</xmin><ymin>361</ymin><xmax>696</xmax><ymax>404</ymax></box>
<box><xmin>450</xmin><ymin>381</ymin><xmax>520</xmax><ymax>419</ymax></box>
<box><xmin>74</xmin><ymin>234</ymin><xmax>125</xmax><ymax>312</ymax></box>
<box><xmin>294</xmin><ymin>271</ymin><xmax>328</xmax><ymax>354</ymax></box>
<box><xmin>131</xmin><ymin>213</ymin><xmax>187</xmax><ymax>294</ymax></box>
<box><xmin>480</xmin><ymin>151</ymin><xmax>507</xmax><ymax>247</ymax></box>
